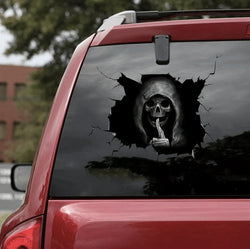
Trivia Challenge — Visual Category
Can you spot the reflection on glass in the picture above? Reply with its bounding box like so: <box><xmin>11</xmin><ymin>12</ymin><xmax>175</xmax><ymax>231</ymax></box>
<box><xmin>86</xmin><ymin>131</ymin><xmax>250</xmax><ymax>196</ymax></box>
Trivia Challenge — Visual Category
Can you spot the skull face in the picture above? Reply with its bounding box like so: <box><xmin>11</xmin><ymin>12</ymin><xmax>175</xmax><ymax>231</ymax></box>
<box><xmin>144</xmin><ymin>94</ymin><xmax>172</xmax><ymax>128</ymax></box>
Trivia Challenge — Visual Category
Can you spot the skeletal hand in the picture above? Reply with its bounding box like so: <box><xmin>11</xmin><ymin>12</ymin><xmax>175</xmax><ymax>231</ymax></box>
<box><xmin>151</xmin><ymin>118</ymin><xmax>170</xmax><ymax>148</ymax></box>
<box><xmin>156</xmin><ymin>118</ymin><xmax>165</xmax><ymax>139</ymax></box>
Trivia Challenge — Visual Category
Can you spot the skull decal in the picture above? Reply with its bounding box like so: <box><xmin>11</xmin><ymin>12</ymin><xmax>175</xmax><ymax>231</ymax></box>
<box><xmin>144</xmin><ymin>94</ymin><xmax>172</xmax><ymax>128</ymax></box>
<box><xmin>133</xmin><ymin>75</ymin><xmax>187</xmax><ymax>153</ymax></box>
<box><xmin>108</xmin><ymin>73</ymin><xmax>206</xmax><ymax>155</ymax></box>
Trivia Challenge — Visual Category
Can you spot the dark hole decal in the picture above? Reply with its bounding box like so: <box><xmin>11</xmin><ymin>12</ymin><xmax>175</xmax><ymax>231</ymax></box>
<box><xmin>108</xmin><ymin>74</ymin><xmax>206</xmax><ymax>155</ymax></box>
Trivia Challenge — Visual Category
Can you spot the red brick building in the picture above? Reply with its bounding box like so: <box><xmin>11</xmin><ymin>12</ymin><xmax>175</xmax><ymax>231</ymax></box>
<box><xmin>0</xmin><ymin>65</ymin><xmax>38</xmax><ymax>162</ymax></box>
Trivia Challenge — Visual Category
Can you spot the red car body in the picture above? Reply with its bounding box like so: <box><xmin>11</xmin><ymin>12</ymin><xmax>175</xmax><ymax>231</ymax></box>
<box><xmin>1</xmin><ymin>11</ymin><xmax>250</xmax><ymax>249</ymax></box>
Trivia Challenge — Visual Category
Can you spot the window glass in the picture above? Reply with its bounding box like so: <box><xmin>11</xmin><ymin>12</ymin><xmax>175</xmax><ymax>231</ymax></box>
<box><xmin>50</xmin><ymin>41</ymin><xmax>250</xmax><ymax>197</ymax></box>
<box><xmin>13</xmin><ymin>122</ymin><xmax>21</xmax><ymax>140</ymax></box>
<box><xmin>0</xmin><ymin>82</ymin><xmax>7</xmax><ymax>101</ymax></box>
<box><xmin>14</xmin><ymin>83</ymin><xmax>26</xmax><ymax>101</ymax></box>
<box><xmin>0</xmin><ymin>122</ymin><xmax>6</xmax><ymax>140</ymax></box>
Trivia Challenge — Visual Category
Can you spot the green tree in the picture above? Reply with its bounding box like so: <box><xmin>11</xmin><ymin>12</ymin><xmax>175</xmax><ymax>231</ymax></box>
<box><xmin>6</xmin><ymin>78</ymin><xmax>51</xmax><ymax>162</ymax></box>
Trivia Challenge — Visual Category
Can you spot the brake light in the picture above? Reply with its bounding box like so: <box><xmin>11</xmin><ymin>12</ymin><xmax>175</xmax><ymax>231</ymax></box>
<box><xmin>1</xmin><ymin>217</ymin><xmax>42</xmax><ymax>249</ymax></box>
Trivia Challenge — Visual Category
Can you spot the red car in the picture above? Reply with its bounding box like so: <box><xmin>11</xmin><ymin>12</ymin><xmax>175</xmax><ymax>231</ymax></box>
<box><xmin>1</xmin><ymin>9</ymin><xmax>250</xmax><ymax>249</ymax></box>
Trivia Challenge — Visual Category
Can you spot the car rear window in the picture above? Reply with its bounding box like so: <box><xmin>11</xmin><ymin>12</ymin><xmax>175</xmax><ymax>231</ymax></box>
<box><xmin>50</xmin><ymin>41</ymin><xmax>250</xmax><ymax>198</ymax></box>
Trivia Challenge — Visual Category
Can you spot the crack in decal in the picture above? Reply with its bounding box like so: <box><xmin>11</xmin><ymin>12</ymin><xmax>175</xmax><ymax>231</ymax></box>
<box><xmin>108</xmin><ymin>73</ymin><xmax>207</xmax><ymax>155</ymax></box>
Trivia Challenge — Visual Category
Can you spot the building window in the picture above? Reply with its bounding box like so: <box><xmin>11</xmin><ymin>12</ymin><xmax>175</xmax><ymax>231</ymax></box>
<box><xmin>0</xmin><ymin>82</ymin><xmax>7</xmax><ymax>101</ymax></box>
<box><xmin>0</xmin><ymin>121</ymin><xmax>6</xmax><ymax>140</ymax></box>
<box><xmin>13</xmin><ymin>122</ymin><xmax>21</xmax><ymax>140</ymax></box>
<box><xmin>14</xmin><ymin>83</ymin><xmax>26</xmax><ymax>101</ymax></box>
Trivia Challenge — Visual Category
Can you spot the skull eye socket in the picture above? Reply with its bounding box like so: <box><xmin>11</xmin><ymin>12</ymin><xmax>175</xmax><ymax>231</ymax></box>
<box><xmin>146</xmin><ymin>99</ymin><xmax>154</xmax><ymax>107</ymax></box>
<box><xmin>161</xmin><ymin>99</ymin><xmax>170</xmax><ymax>108</ymax></box>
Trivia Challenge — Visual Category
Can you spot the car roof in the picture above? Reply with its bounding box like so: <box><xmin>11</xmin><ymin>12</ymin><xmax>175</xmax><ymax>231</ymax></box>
<box><xmin>92</xmin><ymin>10</ymin><xmax>250</xmax><ymax>46</ymax></box>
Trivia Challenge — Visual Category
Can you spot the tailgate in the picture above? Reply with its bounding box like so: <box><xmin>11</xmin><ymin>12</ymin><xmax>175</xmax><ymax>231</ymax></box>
<box><xmin>44</xmin><ymin>199</ymin><xmax>250</xmax><ymax>249</ymax></box>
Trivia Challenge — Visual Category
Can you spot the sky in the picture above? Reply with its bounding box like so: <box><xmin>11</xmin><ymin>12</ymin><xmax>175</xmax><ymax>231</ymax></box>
<box><xmin>0</xmin><ymin>24</ymin><xmax>52</xmax><ymax>67</ymax></box>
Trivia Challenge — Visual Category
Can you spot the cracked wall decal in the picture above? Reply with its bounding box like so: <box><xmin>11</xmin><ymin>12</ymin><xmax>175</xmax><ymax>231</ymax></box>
<box><xmin>108</xmin><ymin>73</ymin><xmax>206</xmax><ymax>155</ymax></box>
